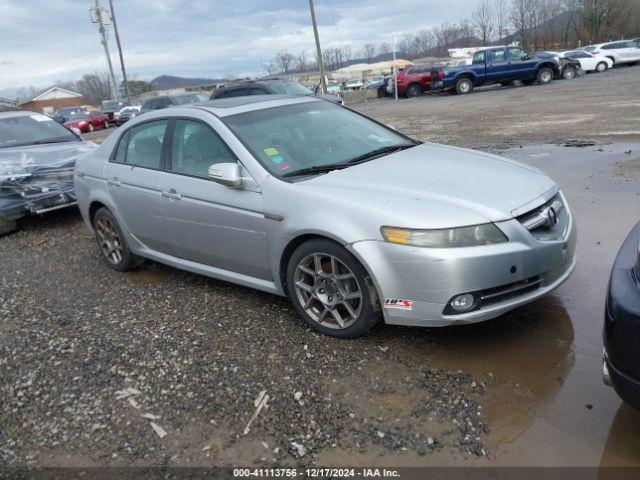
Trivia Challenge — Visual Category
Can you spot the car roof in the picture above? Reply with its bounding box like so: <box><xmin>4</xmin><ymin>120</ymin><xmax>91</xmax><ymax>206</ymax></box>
<box><xmin>0</xmin><ymin>110</ymin><xmax>44</xmax><ymax>119</ymax></box>
<box><xmin>135</xmin><ymin>95</ymin><xmax>320</xmax><ymax>120</ymax></box>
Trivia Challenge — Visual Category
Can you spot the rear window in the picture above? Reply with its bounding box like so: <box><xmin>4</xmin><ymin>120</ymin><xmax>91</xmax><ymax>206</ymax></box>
<box><xmin>269</xmin><ymin>82</ymin><xmax>312</xmax><ymax>95</ymax></box>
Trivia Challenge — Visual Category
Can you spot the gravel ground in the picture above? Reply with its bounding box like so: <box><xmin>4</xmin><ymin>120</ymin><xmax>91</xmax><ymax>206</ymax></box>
<box><xmin>0</xmin><ymin>212</ymin><xmax>490</xmax><ymax>466</ymax></box>
<box><xmin>354</xmin><ymin>64</ymin><xmax>640</xmax><ymax>149</ymax></box>
<box><xmin>1</xmin><ymin>65</ymin><xmax>638</xmax><ymax>467</ymax></box>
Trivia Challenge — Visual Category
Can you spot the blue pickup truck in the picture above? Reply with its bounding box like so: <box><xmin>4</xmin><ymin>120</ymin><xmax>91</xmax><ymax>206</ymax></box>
<box><xmin>441</xmin><ymin>46</ymin><xmax>561</xmax><ymax>94</ymax></box>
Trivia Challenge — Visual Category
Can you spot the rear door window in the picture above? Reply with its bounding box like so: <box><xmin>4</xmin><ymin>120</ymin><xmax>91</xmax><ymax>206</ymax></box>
<box><xmin>121</xmin><ymin>120</ymin><xmax>168</xmax><ymax>169</ymax></box>
<box><xmin>490</xmin><ymin>50</ymin><xmax>506</xmax><ymax>62</ymax></box>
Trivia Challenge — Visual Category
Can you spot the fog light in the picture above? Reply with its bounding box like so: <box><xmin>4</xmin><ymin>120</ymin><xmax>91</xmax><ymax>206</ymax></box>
<box><xmin>450</xmin><ymin>294</ymin><xmax>475</xmax><ymax>312</ymax></box>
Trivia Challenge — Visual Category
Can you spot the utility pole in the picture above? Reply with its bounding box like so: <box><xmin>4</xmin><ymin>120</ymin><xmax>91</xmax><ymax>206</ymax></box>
<box><xmin>108</xmin><ymin>0</ymin><xmax>131</xmax><ymax>104</ymax></box>
<box><xmin>308</xmin><ymin>0</ymin><xmax>327</xmax><ymax>94</ymax></box>
<box><xmin>393</xmin><ymin>36</ymin><xmax>398</xmax><ymax>101</ymax></box>
<box><xmin>91</xmin><ymin>0</ymin><xmax>118</xmax><ymax>100</ymax></box>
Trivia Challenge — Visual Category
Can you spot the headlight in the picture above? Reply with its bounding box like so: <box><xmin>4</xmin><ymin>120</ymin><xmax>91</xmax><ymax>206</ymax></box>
<box><xmin>381</xmin><ymin>224</ymin><xmax>508</xmax><ymax>248</ymax></box>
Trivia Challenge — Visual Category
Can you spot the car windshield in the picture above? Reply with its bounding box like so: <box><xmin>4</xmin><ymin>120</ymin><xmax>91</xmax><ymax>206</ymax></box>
<box><xmin>102</xmin><ymin>101</ymin><xmax>123</xmax><ymax>110</ymax></box>
<box><xmin>327</xmin><ymin>81</ymin><xmax>338</xmax><ymax>87</ymax></box>
<box><xmin>223</xmin><ymin>101</ymin><xmax>415</xmax><ymax>178</ymax></box>
<box><xmin>583</xmin><ymin>46</ymin><xmax>596</xmax><ymax>52</ymax></box>
<box><xmin>0</xmin><ymin>113</ymin><xmax>76</xmax><ymax>149</ymax></box>
<box><xmin>56</xmin><ymin>107</ymin><xmax>82</xmax><ymax>115</ymax></box>
<box><xmin>269</xmin><ymin>82</ymin><xmax>313</xmax><ymax>95</ymax></box>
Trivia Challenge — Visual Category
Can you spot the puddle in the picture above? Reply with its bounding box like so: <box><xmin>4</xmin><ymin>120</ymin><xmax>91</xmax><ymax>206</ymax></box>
<box><xmin>321</xmin><ymin>142</ymin><xmax>640</xmax><ymax>466</ymax></box>
<box><xmin>125</xmin><ymin>264</ymin><xmax>171</xmax><ymax>285</ymax></box>
<box><xmin>561</xmin><ymin>139</ymin><xmax>598</xmax><ymax>148</ymax></box>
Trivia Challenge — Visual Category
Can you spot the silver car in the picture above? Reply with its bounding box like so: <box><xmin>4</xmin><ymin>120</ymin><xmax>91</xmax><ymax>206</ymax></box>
<box><xmin>75</xmin><ymin>96</ymin><xmax>576</xmax><ymax>338</ymax></box>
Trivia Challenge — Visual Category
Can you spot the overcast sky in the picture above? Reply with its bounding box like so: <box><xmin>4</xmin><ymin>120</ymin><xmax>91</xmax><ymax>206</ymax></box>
<box><xmin>0</xmin><ymin>0</ymin><xmax>480</xmax><ymax>94</ymax></box>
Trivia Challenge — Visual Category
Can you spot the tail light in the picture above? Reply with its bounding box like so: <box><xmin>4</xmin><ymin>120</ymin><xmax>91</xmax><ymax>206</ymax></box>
<box><xmin>591</xmin><ymin>51</ymin><xmax>600</xmax><ymax>56</ymax></box>
<box><xmin>438</xmin><ymin>70</ymin><xmax>444</xmax><ymax>80</ymax></box>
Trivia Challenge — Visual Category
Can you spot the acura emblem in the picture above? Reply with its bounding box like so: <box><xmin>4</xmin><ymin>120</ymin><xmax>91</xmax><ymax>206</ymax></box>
<box><xmin>543</xmin><ymin>206</ymin><xmax>558</xmax><ymax>228</ymax></box>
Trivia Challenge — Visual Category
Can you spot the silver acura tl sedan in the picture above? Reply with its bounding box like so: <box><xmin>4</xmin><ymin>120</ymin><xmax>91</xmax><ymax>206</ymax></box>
<box><xmin>74</xmin><ymin>95</ymin><xmax>576</xmax><ymax>338</ymax></box>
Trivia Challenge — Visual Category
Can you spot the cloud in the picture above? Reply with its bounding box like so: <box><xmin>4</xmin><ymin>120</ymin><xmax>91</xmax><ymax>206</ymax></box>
<box><xmin>0</xmin><ymin>0</ymin><xmax>482</xmax><ymax>89</ymax></box>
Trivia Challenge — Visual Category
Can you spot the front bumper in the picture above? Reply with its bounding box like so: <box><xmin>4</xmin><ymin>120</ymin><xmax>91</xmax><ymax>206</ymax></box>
<box><xmin>349</xmin><ymin>209</ymin><xmax>576</xmax><ymax>327</ymax></box>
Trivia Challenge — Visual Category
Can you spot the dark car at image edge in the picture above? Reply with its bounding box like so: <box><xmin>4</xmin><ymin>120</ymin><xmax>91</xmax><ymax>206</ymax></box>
<box><xmin>604</xmin><ymin>221</ymin><xmax>640</xmax><ymax>410</ymax></box>
<box><xmin>211</xmin><ymin>79</ymin><xmax>343</xmax><ymax>104</ymax></box>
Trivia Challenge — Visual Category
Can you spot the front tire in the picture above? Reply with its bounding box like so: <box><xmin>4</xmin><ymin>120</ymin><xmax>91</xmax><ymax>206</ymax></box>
<box><xmin>563</xmin><ymin>66</ymin><xmax>576</xmax><ymax>80</ymax></box>
<box><xmin>455</xmin><ymin>77</ymin><xmax>473</xmax><ymax>94</ymax></box>
<box><xmin>92</xmin><ymin>207</ymin><xmax>142</xmax><ymax>271</ymax></box>
<box><xmin>286</xmin><ymin>239</ymin><xmax>379</xmax><ymax>338</ymax></box>
<box><xmin>88</xmin><ymin>123</ymin><xmax>95</xmax><ymax>132</ymax></box>
<box><xmin>537</xmin><ymin>67</ymin><xmax>553</xmax><ymax>84</ymax></box>
<box><xmin>596</xmin><ymin>61</ymin><xmax>607</xmax><ymax>73</ymax></box>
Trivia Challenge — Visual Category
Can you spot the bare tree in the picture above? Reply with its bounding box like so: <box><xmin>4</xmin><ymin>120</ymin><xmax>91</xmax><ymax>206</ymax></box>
<box><xmin>377</xmin><ymin>42</ymin><xmax>391</xmax><ymax>57</ymax></box>
<box><xmin>296</xmin><ymin>50</ymin><xmax>308</xmax><ymax>73</ymax></box>
<box><xmin>494</xmin><ymin>0</ymin><xmax>510</xmax><ymax>39</ymax></box>
<box><xmin>510</xmin><ymin>0</ymin><xmax>531</xmax><ymax>50</ymax></box>
<box><xmin>342</xmin><ymin>45</ymin><xmax>353</xmax><ymax>66</ymax></box>
<box><xmin>262</xmin><ymin>61</ymin><xmax>277</xmax><ymax>76</ymax></box>
<box><xmin>362</xmin><ymin>43</ymin><xmax>376</xmax><ymax>63</ymax></box>
<box><xmin>473</xmin><ymin>0</ymin><xmax>495</xmax><ymax>45</ymax></box>
<box><xmin>15</xmin><ymin>86</ymin><xmax>38</xmax><ymax>102</ymax></box>
<box><xmin>275</xmin><ymin>50</ymin><xmax>295</xmax><ymax>74</ymax></box>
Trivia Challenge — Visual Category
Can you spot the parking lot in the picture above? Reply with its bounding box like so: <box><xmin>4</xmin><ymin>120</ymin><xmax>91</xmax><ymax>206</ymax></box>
<box><xmin>2</xmin><ymin>65</ymin><xmax>640</xmax><ymax>468</ymax></box>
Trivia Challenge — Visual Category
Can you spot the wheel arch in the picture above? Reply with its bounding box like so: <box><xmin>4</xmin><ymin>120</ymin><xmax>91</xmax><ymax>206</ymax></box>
<box><xmin>455</xmin><ymin>72</ymin><xmax>476</xmax><ymax>84</ymax></box>
<box><xmin>278</xmin><ymin>233</ymin><xmax>381</xmax><ymax>312</ymax></box>
<box><xmin>89</xmin><ymin>201</ymin><xmax>108</xmax><ymax>224</ymax></box>
<box><xmin>537</xmin><ymin>62</ymin><xmax>559</xmax><ymax>75</ymax></box>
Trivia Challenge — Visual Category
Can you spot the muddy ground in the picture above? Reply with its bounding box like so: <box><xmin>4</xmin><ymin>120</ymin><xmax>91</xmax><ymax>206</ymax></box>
<box><xmin>2</xmin><ymin>65</ymin><xmax>640</xmax><ymax>470</ymax></box>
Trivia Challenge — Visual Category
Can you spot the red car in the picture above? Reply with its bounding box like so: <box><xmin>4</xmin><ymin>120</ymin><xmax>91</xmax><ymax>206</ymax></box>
<box><xmin>63</xmin><ymin>111</ymin><xmax>108</xmax><ymax>133</ymax></box>
<box><xmin>395</xmin><ymin>65</ymin><xmax>444</xmax><ymax>98</ymax></box>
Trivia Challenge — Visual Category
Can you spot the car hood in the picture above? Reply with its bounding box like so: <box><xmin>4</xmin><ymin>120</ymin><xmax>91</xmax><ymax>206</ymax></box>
<box><xmin>300</xmin><ymin>143</ymin><xmax>557</xmax><ymax>229</ymax></box>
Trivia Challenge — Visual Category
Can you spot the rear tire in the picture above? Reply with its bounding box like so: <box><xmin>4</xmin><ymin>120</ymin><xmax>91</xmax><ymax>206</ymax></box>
<box><xmin>596</xmin><ymin>61</ymin><xmax>607</xmax><ymax>73</ymax></box>
<box><xmin>455</xmin><ymin>77</ymin><xmax>473</xmax><ymax>94</ymax></box>
<box><xmin>405</xmin><ymin>84</ymin><xmax>422</xmax><ymax>98</ymax></box>
<box><xmin>537</xmin><ymin>67</ymin><xmax>553</xmax><ymax>84</ymax></box>
<box><xmin>286</xmin><ymin>239</ymin><xmax>380</xmax><ymax>338</ymax></box>
<box><xmin>92</xmin><ymin>207</ymin><xmax>142</xmax><ymax>271</ymax></box>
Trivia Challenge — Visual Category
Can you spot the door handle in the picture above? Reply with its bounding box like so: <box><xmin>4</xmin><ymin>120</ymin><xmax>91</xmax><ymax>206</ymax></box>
<box><xmin>108</xmin><ymin>178</ymin><xmax>121</xmax><ymax>186</ymax></box>
<box><xmin>161</xmin><ymin>189</ymin><xmax>182</xmax><ymax>200</ymax></box>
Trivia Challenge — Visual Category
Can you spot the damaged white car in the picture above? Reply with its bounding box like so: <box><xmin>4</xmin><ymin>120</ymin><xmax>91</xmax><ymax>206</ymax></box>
<box><xmin>0</xmin><ymin>110</ymin><xmax>96</xmax><ymax>235</ymax></box>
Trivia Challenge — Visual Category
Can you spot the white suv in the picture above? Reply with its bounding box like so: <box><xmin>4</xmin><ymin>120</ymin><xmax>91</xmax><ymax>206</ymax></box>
<box><xmin>584</xmin><ymin>40</ymin><xmax>640</xmax><ymax>66</ymax></box>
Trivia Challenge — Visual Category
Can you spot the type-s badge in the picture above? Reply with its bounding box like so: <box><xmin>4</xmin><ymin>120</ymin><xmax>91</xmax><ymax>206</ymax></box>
<box><xmin>384</xmin><ymin>298</ymin><xmax>414</xmax><ymax>310</ymax></box>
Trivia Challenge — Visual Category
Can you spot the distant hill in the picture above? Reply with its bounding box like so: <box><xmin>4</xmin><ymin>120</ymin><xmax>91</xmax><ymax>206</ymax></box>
<box><xmin>150</xmin><ymin>75</ymin><xmax>225</xmax><ymax>90</ymax></box>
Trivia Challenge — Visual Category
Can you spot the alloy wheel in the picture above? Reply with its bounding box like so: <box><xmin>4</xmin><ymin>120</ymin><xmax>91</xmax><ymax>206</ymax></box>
<box><xmin>541</xmin><ymin>70</ymin><xmax>552</xmax><ymax>83</ymax></box>
<box><xmin>96</xmin><ymin>216</ymin><xmax>123</xmax><ymax>265</ymax></box>
<box><xmin>293</xmin><ymin>253</ymin><xmax>363</xmax><ymax>330</ymax></box>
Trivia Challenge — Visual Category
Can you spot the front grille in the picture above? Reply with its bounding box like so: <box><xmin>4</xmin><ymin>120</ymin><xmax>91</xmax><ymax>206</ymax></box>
<box><xmin>479</xmin><ymin>275</ymin><xmax>542</xmax><ymax>307</ymax></box>
<box><xmin>516</xmin><ymin>194</ymin><xmax>568</xmax><ymax>240</ymax></box>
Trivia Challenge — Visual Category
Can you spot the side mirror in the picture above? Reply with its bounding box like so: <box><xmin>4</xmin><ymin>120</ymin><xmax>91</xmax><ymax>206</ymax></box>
<box><xmin>208</xmin><ymin>163</ymin><xmax>245</xmax><ymax>188</ymax></box>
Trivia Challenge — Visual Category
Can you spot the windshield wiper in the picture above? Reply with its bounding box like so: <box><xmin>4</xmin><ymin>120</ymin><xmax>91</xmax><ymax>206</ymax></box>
<box><xmin>345</xmin><ymin>144</ymin><xmax>416</xmax><ymax>164</ymax></box>
<box><xmin>282</xmin><ymin>164</ymin><xmax>349</xmax><ymax>177</ymax></box>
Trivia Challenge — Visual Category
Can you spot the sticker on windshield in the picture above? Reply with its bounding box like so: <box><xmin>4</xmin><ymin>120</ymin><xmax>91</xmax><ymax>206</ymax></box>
<box><xmin>264</xmin><ymin>147</ymin><xmax>279</xmax><ymax>157</ymax></box>
<box><xmin>277</xmin><ymin>162</ymin><xmax>291</xmax><ymax>170</ymax></box>
<box><xmin>270</xmin><ymin>154</ymin><xmax>285</xmax><ymax>165</ymax></box>
<box><xmin>30</xmin><ymin>114</ymin><xmax>53</xmax><ymax>122</ymax></box>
